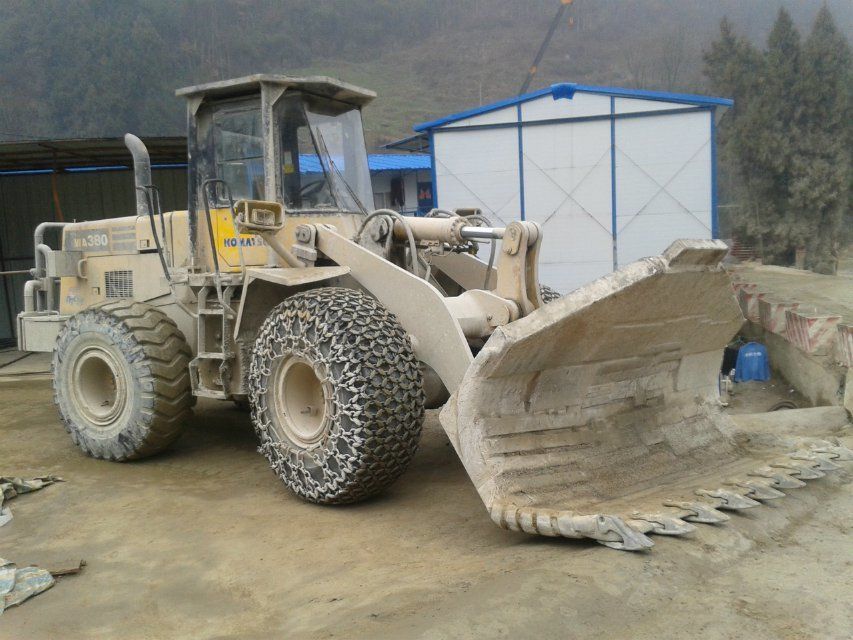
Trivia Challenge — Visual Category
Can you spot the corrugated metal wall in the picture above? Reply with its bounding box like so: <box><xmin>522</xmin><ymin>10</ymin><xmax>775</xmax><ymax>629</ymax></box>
<box><xmin>0</xmin><ymin>168</ymin><xmax>187</xmax><ymax>344</ymax></box>
<box><xmin>433</xmin><ymin>93</ymin><xmax>716</xmax><ymax>294</ymax></box>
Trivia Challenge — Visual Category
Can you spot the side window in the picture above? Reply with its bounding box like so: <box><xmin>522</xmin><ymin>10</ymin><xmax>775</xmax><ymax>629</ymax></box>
<box><xmin>213</xmin><ymin>108</ymin><xmax>264</xmax><ymax>201</ymax></box>
<box><xmin>278</xmin><ymin>94</ymin><xmax>335</xmax><ymax>210</ymax></box>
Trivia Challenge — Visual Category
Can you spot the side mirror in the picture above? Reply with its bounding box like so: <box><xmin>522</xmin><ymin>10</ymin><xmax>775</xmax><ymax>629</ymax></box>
<box><xmin>234</xmin><ymin>199</ymin><xmax>284</xmax><ymax>233</ymax></box>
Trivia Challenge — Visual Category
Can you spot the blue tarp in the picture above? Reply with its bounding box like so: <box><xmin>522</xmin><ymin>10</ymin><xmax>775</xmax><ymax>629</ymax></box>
<box><xmin>734</xmin><ymin>342</ymin><xmax>770</xmax><ymax>382</ymax></box>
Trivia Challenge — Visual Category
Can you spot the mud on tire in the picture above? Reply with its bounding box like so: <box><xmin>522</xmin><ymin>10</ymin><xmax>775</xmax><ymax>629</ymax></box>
<box><xmin>53</xmin><ymin>300</ymin><xmax>193</xmax><ymax>461</ymax></box>
<box><xmin>249</xmin><ymin>287</ymin><xmax>425</xmax><ymax>504</ymax></box>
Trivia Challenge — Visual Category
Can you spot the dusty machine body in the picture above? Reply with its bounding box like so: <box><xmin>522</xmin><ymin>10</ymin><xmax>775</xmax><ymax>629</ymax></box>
<box><xmin>19</xmin><ymin>75</ymin><xmax>851</xmax><ymax>550</ymax></box>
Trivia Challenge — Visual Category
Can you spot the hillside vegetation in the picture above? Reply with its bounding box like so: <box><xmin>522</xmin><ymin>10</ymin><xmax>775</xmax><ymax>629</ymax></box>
<box><xmin>0</xmin><ymin>0</ymin><xmax>849</xmax><ymax>148</ymax></box>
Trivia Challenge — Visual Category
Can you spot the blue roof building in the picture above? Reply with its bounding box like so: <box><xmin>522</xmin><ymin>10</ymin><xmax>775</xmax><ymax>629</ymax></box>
<box><xmin>389</xmin><ymin>83</ymin><xmax>732</xmax><ymax>292</ymax></box>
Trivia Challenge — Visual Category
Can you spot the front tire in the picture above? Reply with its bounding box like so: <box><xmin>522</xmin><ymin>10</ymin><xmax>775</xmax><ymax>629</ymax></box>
<box><xmin>53</xmin><ymin>301</ymin><xmax>193</xmax><ymax>461</ymax></box>
<box><xmin>249</xmin><ymin>288</ymin><xmax>425</xmax><ymax>504</ymax></box>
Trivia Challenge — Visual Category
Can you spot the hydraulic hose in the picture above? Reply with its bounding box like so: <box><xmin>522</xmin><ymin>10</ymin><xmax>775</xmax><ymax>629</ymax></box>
<box><xmin>354</xmin><ymin>209</ymin><xmax>421</xmax><ymax>278</ymax></box>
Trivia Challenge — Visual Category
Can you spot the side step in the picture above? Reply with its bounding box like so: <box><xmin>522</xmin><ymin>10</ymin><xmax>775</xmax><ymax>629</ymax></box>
<box><xmin>190</xmin><ymin>284</ymin><xmax>238</xmax><ymax>400</ymax></box>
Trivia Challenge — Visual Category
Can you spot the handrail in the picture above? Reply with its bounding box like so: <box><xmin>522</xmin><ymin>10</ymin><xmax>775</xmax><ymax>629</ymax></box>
<box><xmin>148</xmin><ymin>184</ymin><xmax>171</xmax><ymax>265</ymax></box>
<box><xmin>136</xmin><ymin>185</ymin><xmax>171</xmax><ymax>283</ymax></box>
<box><xmin>202</xmin><ymin>179</ymin><xmax>246</xmax><ymax>274</ymax></box>
<box><xmin>201</xmin><ymin>179</ymin><xmax>242</xmax><ymax>318</ymax></box>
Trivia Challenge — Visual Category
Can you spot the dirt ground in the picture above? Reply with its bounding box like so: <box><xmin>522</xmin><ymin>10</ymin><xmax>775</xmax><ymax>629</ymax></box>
<box><xmin>1</xmin><ymin>375</ymin><xmax>851</xmax><ymax>640</ymax></box>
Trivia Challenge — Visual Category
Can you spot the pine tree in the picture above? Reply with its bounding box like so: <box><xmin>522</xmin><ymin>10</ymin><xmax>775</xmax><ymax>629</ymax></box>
<box><xmin>704</xmin><ymin>18</ymin><xmax>763</xmax><ymax>242</ymax></box>
<box><xmin>790</xmin><ymin>5</ymin><xmax>852</xmax><ymax>273</ymax></box>
<box><xmin>752</xmin><ymin>8</ymin><xmax>806</xmax><ymax>264</ymax></box>
<box><xmin>705</xmin><ymin>8</ymin><xmax>853</xmax><ymax>269</ymax></box>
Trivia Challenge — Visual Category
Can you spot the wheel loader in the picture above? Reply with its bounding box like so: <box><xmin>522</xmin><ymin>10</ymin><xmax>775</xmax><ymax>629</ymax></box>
<box><xmin>18</xmin><ymin>75</ymin><xmax>851</xmax><ymax>550</ymax></box>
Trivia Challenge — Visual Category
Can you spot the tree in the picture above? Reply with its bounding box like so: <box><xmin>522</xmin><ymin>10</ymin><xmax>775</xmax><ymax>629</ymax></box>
<box><xmin>789</xmin><ymin>5</ymin><xmax>852</xmax><ymax>273</ymax></box>
<box><xmin>705</xmin><ymin>6</ymin><xmax>851</xmax><ymax>270</ymax></box>
<box><xmin>658</xmin><ymin>28</ymin><xmax>688</xmax><ymax>91</ymax></box>
<box><xmin>703</xmin><ymin>18</ymin><xmax>763</xmax><ymax>245</ymax></box>
<box><xmin>751</xmin><ymin>8</ymin><xmax>806</xmax><ymax>263</ymax></box>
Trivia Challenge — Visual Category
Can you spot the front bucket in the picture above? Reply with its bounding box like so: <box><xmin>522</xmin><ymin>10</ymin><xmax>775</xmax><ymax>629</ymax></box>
<box><xmin>440</xmin><ymin>240</ymin><xmax>851</xmax><ymax>550</ymax></box>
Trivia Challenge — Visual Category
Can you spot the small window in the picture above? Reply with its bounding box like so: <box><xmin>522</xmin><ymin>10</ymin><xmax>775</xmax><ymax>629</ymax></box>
<box><xmin>213</xmin><ymin>108</ymin><xmax>264</xmax><ymax>202</ymax></box>
<box><xmin>373</xmin><ymin>192</ymin><xmax>390</xmax><ymax>209</ymax></box>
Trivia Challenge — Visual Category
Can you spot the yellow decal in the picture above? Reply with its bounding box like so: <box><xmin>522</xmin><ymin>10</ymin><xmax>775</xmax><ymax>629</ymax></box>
<box><xmin>211</xmin><ymin>209</ymin><xmax>267</xmax><ymax>269</ymax></box>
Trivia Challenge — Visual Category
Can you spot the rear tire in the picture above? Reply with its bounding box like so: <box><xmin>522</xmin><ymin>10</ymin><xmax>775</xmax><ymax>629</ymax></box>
<box><xmin>53</xmin><ymin>300</ymin><xmax>193</xmax><ymax>461</ymax></box>
<box><xmin>249</xmin><ymin>288</ymin><xmax>425</xmax><ymax>504</ymax></box>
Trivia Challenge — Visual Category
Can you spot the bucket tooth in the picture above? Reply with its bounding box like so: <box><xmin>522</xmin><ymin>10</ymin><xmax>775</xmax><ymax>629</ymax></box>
<box><xmin>557</xmin><ymin>513</ymin><xmax>653</xmax><ymax>550</ymax></box>
<box><xmin>789</xmin><ymin>452</ymin><xmax>840</xmax><ymax>472</ymax></box>
<box><xmin>772</xmin><ymin>461</ymin><xmax>825</xmax><ymax>480</ymax></box>
<box><xmin>628</xmin><ymin>513</ymin><xmax>696</xmax><ymax>536</ymax></box>
<box><xmin>695</xmin><ymin>489</ymin><xmax>761</xmax><ymax>510</ymax></box>
<box><xmin>663</xmin><ymin>501</ymin><xmax>730</xmax><ymax>524</ymax></box>
<box><xmin>748</xmin><ymin>467</ymin><xmax>806</xmax><ymax>489</ymax></box>
<box><xmin>492</xmin><ymin>506</ymin><xmax>654</xmax><ymax>550</ymax></box>
<box><xmin>727</xmin><ymin>480</ymin><xmax>786</xmax><ymax>501</ymax></box>
<box><xmin>808</xmin><ymin>444</ymin><xmax>853</xmax><ymax>462</ymax></box>
<box><xmin>582</xmin><ymin>518</ymin><xmax>655</xmax><ymax>551</ymax></box>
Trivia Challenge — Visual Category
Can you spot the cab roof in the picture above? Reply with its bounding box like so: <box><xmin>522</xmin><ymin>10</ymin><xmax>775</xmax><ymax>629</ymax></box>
<box><xmin>175</xmin><ymin>74</ymin><xmax>376</xmax><ymax>107</ymax></box>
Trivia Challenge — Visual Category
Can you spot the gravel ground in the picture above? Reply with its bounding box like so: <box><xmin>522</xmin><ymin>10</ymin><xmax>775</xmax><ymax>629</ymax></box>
<box><xmin>1</xmin><ymin>378</ymin><xmax>851</xmax><ymax>640</ymax></box>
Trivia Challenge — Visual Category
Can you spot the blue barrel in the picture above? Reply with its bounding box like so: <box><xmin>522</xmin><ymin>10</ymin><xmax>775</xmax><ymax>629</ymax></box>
<box><xmin>734</xmin><ymin>342</ymin><xmax>770</xmax><ymax>382</ymax></box>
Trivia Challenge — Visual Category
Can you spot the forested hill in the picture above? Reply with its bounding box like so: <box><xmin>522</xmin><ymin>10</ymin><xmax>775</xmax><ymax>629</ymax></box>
<box><xmin>0</xmin><ymin>0</ymin><xmax>850</xmax><ymax>149</ymax></box>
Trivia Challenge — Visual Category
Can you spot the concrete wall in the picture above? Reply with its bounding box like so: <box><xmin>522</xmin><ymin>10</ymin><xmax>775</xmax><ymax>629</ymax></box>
<box><xmin>745</xmin><ymin>323</ymin><xmax>847</xmax><ymax>407</ymax></box>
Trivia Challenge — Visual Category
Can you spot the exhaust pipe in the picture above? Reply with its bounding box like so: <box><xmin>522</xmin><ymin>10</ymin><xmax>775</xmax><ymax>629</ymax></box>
<box><xmin>124</xmin><ymin>133</ymin><xmax>152</xmax><ymax>218</ymax></box>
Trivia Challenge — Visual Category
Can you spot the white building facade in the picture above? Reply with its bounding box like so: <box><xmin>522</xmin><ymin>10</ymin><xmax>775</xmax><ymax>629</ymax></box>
<box><xmin>367</xmin><ymin>154</ymin><xmax>432</xmax><ymax>215</ymax></box>
<box><xmin>415</xmin><ymin>83</ymin><xmax>731</xmax><ymax>293</ymax></box>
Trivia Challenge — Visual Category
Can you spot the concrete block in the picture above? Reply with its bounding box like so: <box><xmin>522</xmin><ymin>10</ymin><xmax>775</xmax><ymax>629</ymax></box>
<box><xmin>758</xmin><ymin>298</ymin><xmax>800</xmax><ymax>335</ymax></box>
<box><xmin>731</xmin><ymin>281</ymin><xmax>756</xmax><ymax>293</ymax></box>
<box><xmin>836</xmin><ymin>324</ymin><xmax>852</xmax><ymax>368</ymax></box>
<box><xmin>785</xmin><ymin>307</ymin><xmax>842</xmax><ymax>355</ymax></box>
<box><xmin>737</xmin><ymin>288</ymin><xmax>766</xmax><ymax>323</ymax></box>
<box><xmin>759</xmin><ymin>329</ymin><xmax>846</xmax><ymax>407</ymax></box>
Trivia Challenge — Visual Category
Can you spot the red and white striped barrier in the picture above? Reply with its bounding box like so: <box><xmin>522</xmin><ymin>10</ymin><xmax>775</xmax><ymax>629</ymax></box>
<box><xmin>737</xmin><ymin>288</ymin><xmax>766</xmax><ymax>323</ymax></box>
<box><xmin>758</xmin><ymin>298</ymin><xmax>801</xmax><ymax>335</ymax></box>
<box><xmin>836</xmin><ymin>324</ymin><xmax>853</xmax><ymax>367</ymax></box>
<box><xmin>785</xmin><ymin>308</ymin><xmax>842</xmax><ymax>355</ymax></box>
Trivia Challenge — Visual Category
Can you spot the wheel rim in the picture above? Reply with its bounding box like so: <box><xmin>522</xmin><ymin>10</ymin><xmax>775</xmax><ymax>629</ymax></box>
<box><xmin>270</xmin><ymin>355</ymin><xmax>332</xmax><ymax>449</ymax></box>
<box><xmin>70</xmin><ymin>345</ymin><xmax>128</xmax><ymax>427</ymax></box>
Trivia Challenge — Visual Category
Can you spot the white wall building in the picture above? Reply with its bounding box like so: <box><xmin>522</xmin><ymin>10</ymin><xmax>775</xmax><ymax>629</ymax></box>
<box><xmin>367</xmin><ymin>154</ymin><xmax>432</xmax><ymax>215</ymax></box>
<box><xmin>412</xmin><ymin>83</ymin><xmax>731</xmax><ymax>293</ymax></box>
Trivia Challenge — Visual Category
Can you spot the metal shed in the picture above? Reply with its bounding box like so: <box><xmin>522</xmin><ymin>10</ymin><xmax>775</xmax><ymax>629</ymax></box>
<box><xmin>411</xmin><ymin>83</ymin><xmax>732</xmax><ymax>293</ymax></box>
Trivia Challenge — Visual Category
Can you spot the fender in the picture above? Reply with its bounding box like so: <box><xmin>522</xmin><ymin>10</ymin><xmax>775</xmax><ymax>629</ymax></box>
<box><xmin>233</xmin><ymin>265</ymin><xmax>350</xmax><ymax>340</ymax></box>
<box><xmin>314</xmin><ymin>225</ymin><xmax>473</xmax><ymax>394</ymax></box>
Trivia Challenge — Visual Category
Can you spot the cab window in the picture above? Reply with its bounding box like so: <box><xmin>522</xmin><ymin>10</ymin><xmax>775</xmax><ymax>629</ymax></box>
<box><xmin>213</xmin><ymin>107</ymin><xmax>264</xmax><ymax>201</ymax></box>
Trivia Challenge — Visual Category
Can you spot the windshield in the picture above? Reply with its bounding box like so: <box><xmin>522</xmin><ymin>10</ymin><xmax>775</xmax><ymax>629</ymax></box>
<box><xmin>277</xmin><ymin>92</ymin><xmax>373</xmax><ymax>212</ymax></box>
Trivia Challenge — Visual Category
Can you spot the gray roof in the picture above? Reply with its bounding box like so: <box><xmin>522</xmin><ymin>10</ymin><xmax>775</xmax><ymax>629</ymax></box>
<box><xmin>0</xmin><ymin>136</ymin><xmax>186</xmax><ymax>172</ymax></box>
<box><xmin>175</xmin><ymin>74</ymin><xmax>376</xmax><ymax>107</ymax></box>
